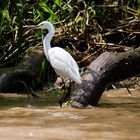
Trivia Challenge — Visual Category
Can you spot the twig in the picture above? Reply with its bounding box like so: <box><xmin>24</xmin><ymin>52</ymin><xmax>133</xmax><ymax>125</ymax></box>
<box><xmin>122</xmin><ymin>81</ymin><xmax>132</xmax><ymax>96</ymax></box>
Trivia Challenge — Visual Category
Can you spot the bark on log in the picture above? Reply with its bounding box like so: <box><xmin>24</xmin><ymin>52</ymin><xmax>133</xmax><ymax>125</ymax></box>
<box><xmin>70</xmin><ymin>47</ymin><xmax>140</xmax><ymax>108</ymax></box>
<box><xmin>0</xmin><ymin>48</ymin><xmax>44</xmax><ymax>92</ymax></box>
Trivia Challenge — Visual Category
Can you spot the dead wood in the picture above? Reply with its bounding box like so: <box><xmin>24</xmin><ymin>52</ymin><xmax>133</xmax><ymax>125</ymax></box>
<box><xmin>70</xmin><ymin>47</ymin><xmax>140</xmax><ymax>108</ymax></box>
<box><xmin>0</xmin><ymin>48</ymin><xmax>44</xmax><ymax>92</ymax></box>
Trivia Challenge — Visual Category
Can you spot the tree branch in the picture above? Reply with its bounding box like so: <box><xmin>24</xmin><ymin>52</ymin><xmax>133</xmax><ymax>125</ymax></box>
<box><xmin>70</xmin><ymin>47</ymin><xmax>140</xmax><ymax>108</ymax></box>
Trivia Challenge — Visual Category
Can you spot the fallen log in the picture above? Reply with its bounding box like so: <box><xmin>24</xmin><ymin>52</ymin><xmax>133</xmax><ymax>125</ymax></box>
<box><xmin>0</xmin><ymin>48</ymin><xmax>44</xmax><ymax>92</ymax></box>
<box><xmin>70</xmin><ymin>47</ymin><xmax>140</xmax><ymax>108</ymax></box>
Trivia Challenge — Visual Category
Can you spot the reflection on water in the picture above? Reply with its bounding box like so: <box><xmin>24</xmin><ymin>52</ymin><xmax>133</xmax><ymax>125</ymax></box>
<box><xmin>0</xmin><ymin>88</ymin><xmax>140</xmax><ymax>140</ymax></box>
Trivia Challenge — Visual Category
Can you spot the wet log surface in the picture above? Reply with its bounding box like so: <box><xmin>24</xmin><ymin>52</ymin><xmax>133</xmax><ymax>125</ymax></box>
<box><xmin>0</xmin><ymin>48</ymin><xmax>44</xmax><ymax>92</ymax></box>
<box><xmin>70</xmin><ymin>47</ymin><xmax>140</xmax><ymax>108</ymax></box>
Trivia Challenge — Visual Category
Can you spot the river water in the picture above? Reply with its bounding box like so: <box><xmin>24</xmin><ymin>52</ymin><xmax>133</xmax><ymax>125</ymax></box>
<box><xmin>0</xmin><ymin>88</ymin><xmax>140</xmax><ymax>140</ymax></box>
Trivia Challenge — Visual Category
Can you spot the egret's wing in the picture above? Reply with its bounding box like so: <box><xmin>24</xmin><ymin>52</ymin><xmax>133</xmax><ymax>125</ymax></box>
<box><xmin>48</xmin><ymin>47</ymin><xmax>81</xmax><ymax>83</ymax></box>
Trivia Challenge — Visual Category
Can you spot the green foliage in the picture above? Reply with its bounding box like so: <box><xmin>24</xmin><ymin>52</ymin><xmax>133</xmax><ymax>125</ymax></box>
<box><xmin>0</xmin><ymin>0</ymin><xmax>96</xmax><ymax>82</ymax></box>
<box><xmin>0</xmin><ymin>0</ymin><xmax>139</xmax><ymax>83</ymax></box>
<box><xmin>39</xmin><ymin>58</ymin><xmax>48</xmax><ymax>81</ymax></box>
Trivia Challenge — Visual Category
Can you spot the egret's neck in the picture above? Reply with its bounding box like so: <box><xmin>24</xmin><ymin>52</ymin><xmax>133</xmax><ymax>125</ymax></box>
<box><xmin>43</xmin><ymin>24</ymin><xmax>55</xmax><ymax>60</ymax></box>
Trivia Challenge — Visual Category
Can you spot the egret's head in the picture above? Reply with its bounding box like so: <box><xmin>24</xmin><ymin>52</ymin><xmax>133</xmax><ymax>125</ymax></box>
<box><xmin>23</xmin><ymin>21</ymin><xmax>55</xmax><ymax>32</ymax></box>
<box><xmin>36</xmin><ymin>21</ymin><xmax>54</xmax><ymax>30</ymax></box>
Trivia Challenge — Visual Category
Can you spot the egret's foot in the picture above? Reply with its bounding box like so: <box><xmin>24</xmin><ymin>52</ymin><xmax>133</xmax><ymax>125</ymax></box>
<box><xmin>61</xmin><ymin>101</ymin><xmax>71</xmax><ymax>108</ymax></box>
<box><xmin>60</xmin><ymin>100</ymin><xmax>83</xmax><ymax>108</ymax></box>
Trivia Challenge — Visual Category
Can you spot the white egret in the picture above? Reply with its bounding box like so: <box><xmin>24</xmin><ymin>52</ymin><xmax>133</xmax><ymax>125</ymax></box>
<box><xmin>34</xmin><ymin>21</ymin><xmax>82</xmax><ymax>105</ymax></box>
<box><xmin>35</xmin><ymin>21</ymin><xmax>81</xmax><ymax>84</ymax></box>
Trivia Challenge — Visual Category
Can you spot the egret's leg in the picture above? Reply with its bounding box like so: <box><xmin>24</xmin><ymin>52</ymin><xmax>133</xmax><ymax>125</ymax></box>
<box><xmin>59</xmin><ymin>79</ymin><xmax>71</xmax><ymax>107</ymax></box>
<box><xmin>59</xmin><ymin>78</ymin><xmax>66</xmax><ymax>107</ymax></box>
<box><xmin>65</xmin><ymin>81</ymin><xmax>72</xmax><ymax>102</ymax></box>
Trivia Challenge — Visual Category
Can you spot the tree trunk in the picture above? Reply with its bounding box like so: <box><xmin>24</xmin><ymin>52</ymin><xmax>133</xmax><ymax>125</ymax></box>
<box><xmin>70</xmin><ymin>47</ymin><xmax>140</xmax><ymax>108</ymax></box>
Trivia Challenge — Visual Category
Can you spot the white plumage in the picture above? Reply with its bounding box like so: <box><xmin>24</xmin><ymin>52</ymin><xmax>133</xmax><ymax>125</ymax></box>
<box><xmin>36</xmin><ymin>21</ymin><xmax>81</xmax><ymax>84</ymax></box>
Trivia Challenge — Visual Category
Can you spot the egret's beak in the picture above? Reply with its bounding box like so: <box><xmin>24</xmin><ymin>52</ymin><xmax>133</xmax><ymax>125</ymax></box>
<box><xmin>23</xmin><ymin>25</ymin><xmax>39</xmax><ymax>29</ymax></box>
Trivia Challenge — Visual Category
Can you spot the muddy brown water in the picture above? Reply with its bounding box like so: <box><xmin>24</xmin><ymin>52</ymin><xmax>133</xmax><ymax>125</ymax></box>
<box><xmin>0</xmin><ymin>88</ymin><xmax>140</xmax><ymax>140</ymax></box>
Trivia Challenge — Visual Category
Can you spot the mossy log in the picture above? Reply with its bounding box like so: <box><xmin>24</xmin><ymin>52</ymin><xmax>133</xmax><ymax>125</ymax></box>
<box><xmin>0</xmin><ymin>48</ymin><xmax>44</xmax><ymax>92</ymax></box>
<box><xmin>70</xmin><ymin>47</ymin><xmax>140</xmax><ymax>108</ymax></box>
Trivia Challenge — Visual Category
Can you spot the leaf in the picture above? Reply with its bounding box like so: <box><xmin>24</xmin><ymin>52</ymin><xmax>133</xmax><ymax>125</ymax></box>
<box><xmin>88</xmin><ymin>6</ymin><xmax>96</xmax><ymax>17</ymax></box>
<box><xmin>0</xmin><ymin>7</ymin><xmax>12</xmax><ymax>31</ymax></box>
<box><xmin>39</xmin><ymin>2</ymin><xmax>60</xmax><ymax>22</ymax></box>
